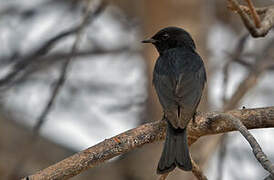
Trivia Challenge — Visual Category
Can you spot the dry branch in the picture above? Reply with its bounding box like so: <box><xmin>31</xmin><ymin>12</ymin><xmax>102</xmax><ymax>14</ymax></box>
<box><xmin>23</xmin><ymin>106</ymin><xmax>274</xmax><ymax>180</ymax></box>
<box><xmin>191</xmin><ymin>157</ymin><xmax>208</xmax><ymax>180</ymax></box>
<box><xmin>158</xmin><ymin>173</ymin><xmax>169</xmax><ymax>180</ymax></box>
<box><xmin>230</xmin><ymin>5</ymin><xmax>268</xmax><ymax>15</ymax></box>
<box><xmin>228</xmin><ymin>0</ymin><xmax>274</xmax><ymax>37</ymax></box>
<box><xmin>244</xmin><ymin>0</ymin><xmax>261</xmax><ymax>28</ymax></box>
<box><xmin>211</xmin><ymin>113</ymin><xmax>274</xmax><ymax>178</ymax></box>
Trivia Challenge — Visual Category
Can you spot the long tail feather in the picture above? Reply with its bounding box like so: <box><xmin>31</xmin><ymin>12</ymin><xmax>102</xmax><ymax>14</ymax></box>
<box><xmin>157</xmin><ymin>123</ymin><xmax>192</xmax><ymax>174</ymax></box>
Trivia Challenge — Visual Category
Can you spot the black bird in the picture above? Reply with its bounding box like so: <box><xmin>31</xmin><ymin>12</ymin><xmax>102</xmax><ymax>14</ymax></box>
<box><xmin>142</xmin><ymin>27</ymin><xmax>206</xmax><ymax>174</ymax></box>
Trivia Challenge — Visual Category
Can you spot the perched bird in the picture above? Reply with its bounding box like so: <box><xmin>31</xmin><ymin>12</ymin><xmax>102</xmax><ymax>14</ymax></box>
<box><xmin>142</xmin><ymin>27</ymin><xmax>206</xmax><ymax>174</ymax></box>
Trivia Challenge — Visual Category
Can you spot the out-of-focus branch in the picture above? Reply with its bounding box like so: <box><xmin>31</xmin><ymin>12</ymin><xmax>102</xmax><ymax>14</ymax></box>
<box><xmin>216</xmin><ymin>29</ymin><xmax>274</xmax><ymax>180</ymax></box>
<box><xmin>158</xmin><ymin>173</ymin><xmax>169</xmax><ymax>180</ymax></box>
<box><xmin>1</xmin><ymin>47</ymin><xmax>133</xmax><ymax>89</ymax></box>
<box><xmin>265</xmin><ymin>174</ymin><xmax>274</xmax><ymax>180</ymax></box>
<box><xmin>217</xmin><ymin>34</ymin><xmax>250</xmax><ymax>180</ymax></box>
<box><xmin>222</xmin><ymin>34</ymin><xmax>249</xmax><ymax>104</ymax></box>
<box><xmin>0</xmin><ymin>48</ymin><xmax>132</xmax><ymax>66</ymax></box>
<box><xmin>0</xmin><ymin>0</ymin><xmax>106</xmax><ymax>89</ymax></box>
<box><xmin>215</xmin><ymin>134</ymin><xmax>228</xmax><ymax>180</ymax></box>
<box><xmin>227</xmin><ymin>0</ymin><xmax>274</xmax><ymax>37</ymax></box>
<box><xmin>217</xmin><ymin>35</ymin><xmax>274</xmax><ymax>180</ymax></box>
<box><xmin>23</xmin><ymin>106</ymin><xmax>274</xmax><ymax>180</ymax></box>
<box><xmin>7</xmin><ymin>1</ymin><xmax>107</xmax><ymax>179</ymax></box>
<box><xmin>0</xmin><ymin>28</ymin><xmax>77</xmax><ymax>89</ymax></box>
<box><xmin>191</xmin><ymin>157</ymin><xmax>208</xmax><ymax>180</ymax></box>
<box><xmin>223</xmin><ymin>39</ymin><xmax>274</xmax><ymax>110</ymax></box>
<box><xmin>223</xmin><ymin>69</ymin><xmax>259</xmax><ymax>110</ymax></box>
<box><xmin>37</xmin><ymin>47</ymin><xmax>132</xmax><ymax>63</ymax></box>
<box><xmin>225</xmin><ymin>53</ymin><xmax>252</xmax><ymax>68</ymax></box>
<box><xmin>33</xmin><ymin>0</ymin><xmax>106</xmax><ymax>133</ymax></box>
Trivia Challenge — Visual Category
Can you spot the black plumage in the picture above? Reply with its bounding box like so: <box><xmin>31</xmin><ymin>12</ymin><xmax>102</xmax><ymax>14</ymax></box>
<box><xmin>142</xmin><ymin>27</ymin><xmax>206</xmax><ymax>174</ymax></box>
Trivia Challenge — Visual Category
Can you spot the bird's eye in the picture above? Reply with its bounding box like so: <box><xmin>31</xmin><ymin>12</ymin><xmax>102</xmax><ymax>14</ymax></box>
<box><xmin>162</xmin><ymin>33</ymin><xmax>169</xmax><ymax>40</ymax></box>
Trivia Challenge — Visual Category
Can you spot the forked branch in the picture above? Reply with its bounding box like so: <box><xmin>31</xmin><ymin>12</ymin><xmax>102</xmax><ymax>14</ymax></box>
<box><xmin>23</xmin><ymin>106</ymin><xmax>274</xmax><ymax>180</ymax></box>
<box><xmin>228</xmin><ymin>0</ymin><xmax>274</xmax><ymax>37</ymax></box>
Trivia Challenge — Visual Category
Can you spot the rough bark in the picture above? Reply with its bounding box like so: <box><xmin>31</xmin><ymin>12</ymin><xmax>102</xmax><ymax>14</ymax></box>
<box><xmin>24</xmin><ymin>106</ymin><xmax>274</xmax><ymax>180</ymax></box>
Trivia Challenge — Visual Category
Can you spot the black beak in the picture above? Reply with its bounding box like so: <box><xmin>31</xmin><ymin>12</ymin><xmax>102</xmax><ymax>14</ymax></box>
<box><xmin>141</xmin><ymin>38</ymin><xmax>157</xmax><ymax>43</ymax></box>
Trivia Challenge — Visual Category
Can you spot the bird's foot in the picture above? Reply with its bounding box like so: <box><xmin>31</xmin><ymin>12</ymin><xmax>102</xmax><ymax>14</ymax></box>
<box><xmin>192</xmin><ymin>111</ymin><xmax>201</xmax><ymax>125</ymax></box>
<box><xmin>161</xmin><ymin>112</ymin><xmax>167</xmax><ymax>121</ymax></box>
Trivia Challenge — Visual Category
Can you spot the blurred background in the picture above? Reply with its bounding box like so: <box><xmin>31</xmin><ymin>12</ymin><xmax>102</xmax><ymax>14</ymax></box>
<box><xmin>1</xmin><ymin>0</ymin><xmax>274</xmax><ymax>179</ymax></box>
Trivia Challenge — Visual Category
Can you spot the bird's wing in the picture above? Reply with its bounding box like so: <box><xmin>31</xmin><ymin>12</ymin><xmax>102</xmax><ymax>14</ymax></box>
<box><xmin>173</xmin><ymin>52</ymin><xmax>206</xmax><ymax>127</ymax></box>
<box><xmin>153</xmin><ymin>66</ymin><xmax>177</xmax><ymax>110</ymax></box>
<box><xmin>175</xmin><ymin>61</ymin><xmax>206</xmax><ymax>99</ymax></box>
<box><xmin>153</xmin><ymin>50</ymin><xmax>206</xmax><ymax>129</ymax></box>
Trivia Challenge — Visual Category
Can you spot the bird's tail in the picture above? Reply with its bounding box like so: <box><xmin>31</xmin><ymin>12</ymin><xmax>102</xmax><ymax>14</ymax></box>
<box><xmin>157</xmin><ymin>122</ymin><xmax>192</xmax><ymax>174</ymax></box>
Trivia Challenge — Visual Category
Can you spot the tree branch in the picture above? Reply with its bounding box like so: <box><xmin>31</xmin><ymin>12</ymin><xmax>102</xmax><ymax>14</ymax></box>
<box><xmin>210</xmin><ymin>113</ymin><xmax>274</xmax><ymax>178</ymax></box>
<box><xmin>158</xmin><ymin>173</ymin><xmax>169</xmax><ymax>180</ymax></box>
<box><xmin>230</xmin><ymin>5</ymin><xmax>268</xmax><ymax>15</ymax></box>
<box><xmin>191</xmin><ymin>157</ymin><xmax>208</xmax><ymax>180</ymax></box>
<box><xmin>33</xmin><ymin>0</ymin><xmax>106</xmax><ymax>133</ymax></box>
<box><xmin>23</xmin><ymin>106</ymin><xmax>274</xmax><ymax>180</ymax></box>
<box><xmin>0</xmin><ymin>0</ymin><xmax>106</xmax><ymax>90</ymax></box>
<box><xmin>243</xmin><ymin>0</ymin><xmax>261</xmax><ymax>28</ymax></box>
<box><xmin>228</xmin><ymin>0</ymin><xmax>274</xmax><ymax>37</ymax></box>
<box><xmin>7</xmin><ymin>1</ymin><xmax>107</xmax><ymax>179</ymax></box>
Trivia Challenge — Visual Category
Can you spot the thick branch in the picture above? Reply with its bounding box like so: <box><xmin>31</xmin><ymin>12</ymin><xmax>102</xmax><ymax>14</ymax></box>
<box><xmin>23</xmin><ymin>106</ymin><xmax>274</xmax><ymax>180</ymax></box>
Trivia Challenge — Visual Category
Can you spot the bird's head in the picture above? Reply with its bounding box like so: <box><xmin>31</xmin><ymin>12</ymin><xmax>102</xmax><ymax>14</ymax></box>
<box><xmin>142</xmin><ymin>27</ymin><xmax>196</xmax><ymax>54</ymax></box>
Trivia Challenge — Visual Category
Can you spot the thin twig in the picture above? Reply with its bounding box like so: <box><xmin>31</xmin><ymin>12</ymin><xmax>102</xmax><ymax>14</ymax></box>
<box><xmin>0</xmin><ymin>27</ymin><xmax>77</xmax><ymax>89</ymax></box>
<box><xmin>191</xmin><ymin>156</ymin><xmax>208</xmax><ymax>180</ymax></box>
<box><xmin>264</xmin><ymin>174</ymin><xmax>274</xmax><ymax>180</ymax></box>
<box><xmin>2</xmin><ymin>47</ymin><xmax>132</xmax><ymax>90</ymax></box>
<box><xmin>225</xmin><ymin>53</ymin><xmax>252</xmax><ymax>68</ymax></box>
<box><xmin>23</xmin><ymin>106</ymin><xmax>274</xmax><ymax>180</ymax></box>
<box><xmin>211</xmin><ymin>113</ymin><xmax>274</xmax><ymax>178</ymax></box>
<box><xmin>158</xmin><ymin>173</ymin><xmax>169</xmax><ymax>180</ymax></box>
<box><xmin>228</xmin><ymin>4</ymin><xmax>268</xmax><ymax>15</ymax></box>
<box><xmin>0</xmin><ymin>47</ymin><xmax>131</xmax><ymax>66</ymax></box>
<box><xmin>216</xmin><ymin>34</ymin><xmax>274</xmax><ymax>180</ymax></box>
<box><xmin>0</xmin><ymin>0</ymin><xmax>106</xmax><ymax>89</ymax></box>
<box><xmin>228</xmin><ymin>0</ymin><xmax>274</xmax><ymax>37</ymax></box>
<box><xmin>216</xmin><ymin>135</ymin><xmax>227</xmax><ymax>180</ymax></box>
<box><xmin>217</xmin><ymin>34</ymin><xmax>250</xmax><ymax>180</ymax></box>
<box><xmin>222</xmin><ymin>34</ymin><xmax>249</xmax><ymax>104</ymax></box>
<box><xmin>244</xmin><ymin>0</ymin><xmax>261</xmax><ymax>28</ymax></box>
<box><xmin>7</xmin><ymin>1</ymin><xmax>107</xmax><ymax>179</ymax></box>
<box><xmin>33</xmin><ymin>0</ymin><xmax>106</xmax><ymax>133</ymax></box>
<box><xmin>223</xmin><ymin>38</ymin><xmax>274</xmax><ymax>110</ymax></box>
